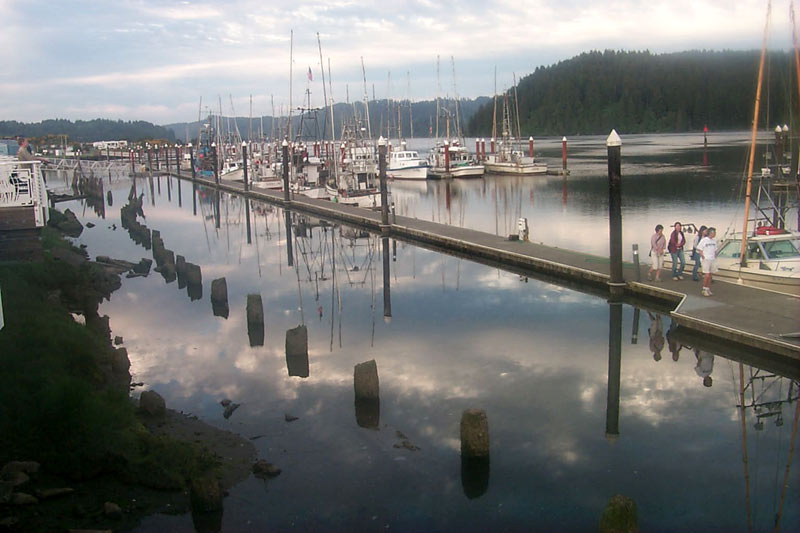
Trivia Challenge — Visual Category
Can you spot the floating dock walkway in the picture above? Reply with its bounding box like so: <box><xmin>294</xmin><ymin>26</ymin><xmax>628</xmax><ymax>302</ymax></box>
<box><xmin>154</xmin><ymin>171</ymin><xmax>799</xmax><ymax>367</ymax></box>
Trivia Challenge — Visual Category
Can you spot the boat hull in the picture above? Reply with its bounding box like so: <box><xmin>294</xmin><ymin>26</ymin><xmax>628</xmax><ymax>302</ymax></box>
<box><xmin>484</xmin><ymin>162</ymin><xmax>548</xmax><ymax>175</ymax></box>
<box><xmin>387</xmin><ymin>166</ymin><xmax>428</xmax><ymax>180</ymax></box>
<box><xmin>428</xmin><ymin>164</ymin><xmax>485</xmax><ymax>179</ymax></box>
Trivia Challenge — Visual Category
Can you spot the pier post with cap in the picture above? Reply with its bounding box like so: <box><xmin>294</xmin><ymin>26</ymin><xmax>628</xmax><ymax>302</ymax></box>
<box><xmin>607</xmin><ymin>130</ymin><xmax>624</xmax><ymax>295</ymax></box>
<box><xmin>242</xmin><ymin>141</ymin><xmax>249</xmax><ymax>192</ymax></box>
<box><xmin>282</xmin><ymin>139</ymin><xmax>290</xmax><ymax>202</ymax></box>
<box><xmin>378</xmin><ymin>136</ymin><xmax>389</xmax><ymax>227</ymax></box>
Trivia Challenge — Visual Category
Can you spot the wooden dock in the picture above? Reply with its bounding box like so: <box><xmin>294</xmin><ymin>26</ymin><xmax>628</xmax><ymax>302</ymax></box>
<box><xmin>153</xmin><ymin>171</ymin><xmax>800</xmax><ymax>365</ymax></box>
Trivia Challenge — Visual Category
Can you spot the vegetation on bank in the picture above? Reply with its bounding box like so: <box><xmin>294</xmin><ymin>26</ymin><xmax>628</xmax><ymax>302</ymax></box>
<box><xmin>0</xmin><ymin>118</ymin><xmax>176</xmax><ymax>144</ymax></box>
<box><xmin>0</xmin><ymin>225</ymin><xmax>217</xmax><ymax>528</ymax></box>
<box><xmin>468</xmin><ymin>49</ymin><xmax>791</xmax><ymax>136</ymax></box>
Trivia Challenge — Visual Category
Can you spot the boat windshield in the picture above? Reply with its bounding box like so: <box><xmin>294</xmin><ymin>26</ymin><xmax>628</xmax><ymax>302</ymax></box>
<box><xmin>763</xmin><ymin>239</ymin><xmax>800</xmax><ymax>259</ymax></box>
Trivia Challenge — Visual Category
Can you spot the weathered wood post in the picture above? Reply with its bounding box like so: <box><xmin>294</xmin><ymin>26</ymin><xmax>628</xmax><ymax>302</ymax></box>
<box><xmin>282</xmin><ymin>139</ymin><xmax>290</xmax><ymax>202</ymax></box>
<box><xmin>606</xmin><ymin>302</ymin><xmax>622</xmax><ymax>442</ymax></box>
<box><xmin>129</xmin><ymin>150</ymin><xmax>134</xmax><ymax>175</ymax></box>
<box><xmin>631</xmin><ymin>307</ymin><xmax>640</xmax><ymax>345</ymax></box>
<box><xmin>461</xmin><ymin>409</ymin><xmax>489</xmax><ymax>459</ymax></box>
<box><xmin>378</xmin><ymin>136</ymin><xmax>389</xmax><ymax>227</ymax></box>
<box><xmin>242</xmin><ymin>141</ymin><xmax>249</xmax><ymax>192</ymax></box>
<box><xmin>210</xmin><ymin>277</ymin><xmax>229</xmax><ymax>318</ymax></box>
<box><xmin>607</xmin><ymin>130</ymin><xmax>624</xmax><ymax>296</ymax></box>
<box><xmin>188</xmin><ymin>143</ymin><xmax>196</xmax><ymax>181</ymax></box>
<box><xmin>245</xmin><ymin>199</ymin><xmax>251</xmax><ymax>244</ymax></box>
<box><xmin>354</xmin><ymin>359</ymin><xmax>380</xmax><ymax>428</ymax></box>
<box><xmin>285</xmin><ymin>209</ymin><xmax>293</xmax><ymax>267</ymax></box>
<box><xmin>285</xmin><ymin>325</ymin><xmax>309</xmax><ymax>378</ymax></box>
<box><xmin>246</xmin><ymin>294</ymin><xmax>264</xmax><ymax>347</ymax></box>
<box><xmin>175</xmin><ymin>145</ymin><xmax>180</xmax><ymax>176</ymax></box>
<box><xmin>529</xmin><ymin>136</ymin><xmax>534</xmax><ymax>158</ymax></box>
<box><xmin>490</xmin><ymin>137</ymin><xmax>495</xmax><ymax>154</ymax></box>
<box><xmin>211</xmin><ymin>142</ymin><xmax>219</xmax><ymax>185</ymax></box>
<box><xmin>562</xmin><ymin>136</ymin><xmax>568</xmax><ymax>173</ymax></box>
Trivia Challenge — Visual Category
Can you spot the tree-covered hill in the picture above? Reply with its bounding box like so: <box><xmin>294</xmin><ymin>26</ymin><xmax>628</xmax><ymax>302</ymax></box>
<box><xmin>0</xmin><ymin>119</ymin><xmax>175</xmax><ymax>143</ymax></box>
<box><xmin>467</xmin><ymin>50</ymin><xmax>793</xmax><ymax>136</ymax></box>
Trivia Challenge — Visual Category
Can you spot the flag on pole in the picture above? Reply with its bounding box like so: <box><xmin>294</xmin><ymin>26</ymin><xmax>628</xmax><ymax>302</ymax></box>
<box><xmin>307</xmin><ymin>66</ymin><xmax>313</xmax><ymax>81</ymax></box>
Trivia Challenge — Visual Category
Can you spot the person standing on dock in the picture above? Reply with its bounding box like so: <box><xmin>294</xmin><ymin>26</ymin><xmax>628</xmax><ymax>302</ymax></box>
<box><xmin>697</xmin><ymin>227</ymin><xmax>717</xmax><ymax>297</ymax></box>
<box><xmin>668</xmin><ymin>222</ymin><xmax>686</xmax><ymax>280</ymax></box>
<box><xmin>690</xmin><ymin>225</ymin><xmax>707</xmax><ymax>281</ymax></box>
<box><xmin>647</xmin><ymin>224</ymin><xmax>666</xmax><ymax>282</ymax></box>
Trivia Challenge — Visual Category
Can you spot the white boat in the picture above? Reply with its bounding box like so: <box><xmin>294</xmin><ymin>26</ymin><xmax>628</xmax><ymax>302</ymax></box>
<box><xmin>387</xmin><ymin>146</ymin><xmax>428</xmax><ymax>180</ymax></box>
<box><xmin>484</xmin><ymin>145</ymin><xmax>547</xmax><ymax>175</ymax></box>
<box><xmin>427</xmin><ymin>140</ymin><xmax>484</xmax><ymax>179</ymax></box>
<box><xmin>0</xmin><ymin>158</ymin><xmax>49</xmax><ymax>230</ymax></box>
<box><xmin>712</xmin><ymin>231</ymin><xmax>800</xmax><ymax>295</ymax></box>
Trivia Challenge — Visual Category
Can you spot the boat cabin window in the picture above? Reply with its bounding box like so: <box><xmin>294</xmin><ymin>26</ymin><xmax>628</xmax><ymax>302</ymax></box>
<box><xmin>716</xmin><ymin>240</ymin><xmax>741</xmax><ymax>259</ymax></box>
<box><xmin>763</xmin><ymin>239</ymin><xmax>800</xmax><ymax>259</ymax></box>
<box><xmin>746</xmin><ymin>243</ymin><xmax>763</xmax><ymax>260</ymax></box>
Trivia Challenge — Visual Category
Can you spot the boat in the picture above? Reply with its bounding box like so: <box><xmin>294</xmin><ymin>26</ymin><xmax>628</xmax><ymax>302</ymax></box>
<box><xmin>483</xmin><ymin>84</ymin><xmax>547</xmax><ymax>175</ymax></box>
<box><xmin>427</xmin><ymin>56</ymin><xmax>484</xmax><ymax>179</ymax></box>
<box><xmin>387</xmin><ymin>143</ymin><xmax>428</xmax><ymax>180</ymax></box>
<box><xmin>427</xmin><ymin>139</ymin><xmax>484</xmax><ymax>179</ymax></box>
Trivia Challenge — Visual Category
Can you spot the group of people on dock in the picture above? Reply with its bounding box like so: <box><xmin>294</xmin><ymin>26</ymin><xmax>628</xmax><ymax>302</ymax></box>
<box><xmin>648</xmin><ymin>222</ymin><xmax>717</xmax><ymax>296</ymax></box>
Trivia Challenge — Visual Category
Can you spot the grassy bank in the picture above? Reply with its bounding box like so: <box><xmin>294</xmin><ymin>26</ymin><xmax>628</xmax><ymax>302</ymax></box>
<box><xmin>0</xmin><ymin>226</ymin><xmax>219</xmax><ymax>529</ymax></box>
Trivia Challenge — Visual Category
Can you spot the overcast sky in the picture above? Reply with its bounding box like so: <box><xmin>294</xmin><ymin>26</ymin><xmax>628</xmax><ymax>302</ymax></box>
<box><xmin>0</xmin><ymin>0</ymin><xmax>790</xmax><ymax>125</ymax></box>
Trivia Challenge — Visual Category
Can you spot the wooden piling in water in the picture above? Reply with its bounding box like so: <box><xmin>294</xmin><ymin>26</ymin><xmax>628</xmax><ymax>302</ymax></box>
<box><xmin>607</xmin><ymin>130</ymin><xmax>624</xmax><ymax>295</ymax></box>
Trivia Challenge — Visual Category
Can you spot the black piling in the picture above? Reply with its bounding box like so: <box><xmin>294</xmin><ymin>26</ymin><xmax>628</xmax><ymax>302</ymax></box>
<box><xmin>282</xmin><ymin>139</ymin><xmax>290</xmax><ymax>202</ymax></box>
<box><xmin>189</xmin><ymin>144</ymin><xmax>196</xmax><ymax>181</ymax></box>
<box><xmin>212</xmin><ymin>143</ymin><xmax>219</xmax><ymax>185</ymax></box>
<box><xmin>632</xmin><ymin>244</ymin><xmax>640</xmax><ymax>281</ymax></box>
<box><xmin>382</xmin><ymin>236</ymin><xmax>391</xmax><ymax>322</ymax></box>
<box><xmin>242</xmin><ymin>142</ymin><xmax>249</xmax><ymax>192</ymax></box>
<box><xmin>378</xmin><ymin>137</ymin><xmax>389</xmax><ymax>227</ymax></box>
<box><xmin>285</xmin><ymin>209</ymin><xmax>294</xmax><ymax>267</ymax></box>
<box><xmin>607</xmin><ymin>130</ymin><xmax>624</xmax><ymax>295</ymax></box>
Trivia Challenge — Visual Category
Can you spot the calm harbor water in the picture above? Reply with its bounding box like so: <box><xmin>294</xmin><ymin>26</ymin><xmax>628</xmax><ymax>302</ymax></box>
<box><xmin>56</xmin><ymin>132</ymin><xmax>798</xmax><ymax>532</ymax></box>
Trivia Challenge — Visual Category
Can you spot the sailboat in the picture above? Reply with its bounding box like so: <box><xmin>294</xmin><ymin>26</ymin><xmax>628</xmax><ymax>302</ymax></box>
<box><xmin>483</xmin><ymin>76</ymin><xmax>547</xmax><ymax>176</ymax></box>
<box><xmin>710</xmin><ymin>2</ymin><xmax>800</xmax><ymax>295</ymax></box>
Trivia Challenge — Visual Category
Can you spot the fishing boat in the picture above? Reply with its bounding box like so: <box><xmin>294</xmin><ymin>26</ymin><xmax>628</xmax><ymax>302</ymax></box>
<box><xmin>483</xmin><ymin>83</ymin><xmax>547</xmax><ymax>175</ymax></box>
<box><xmin>427</xmin><ymin>139</ymin><xmax>484</xmax><ymax>179</ymax></box>
<box><xmin>387</xmin><ymin>143</ymin><xmax>428</xmax><ymax>180</ymax></box>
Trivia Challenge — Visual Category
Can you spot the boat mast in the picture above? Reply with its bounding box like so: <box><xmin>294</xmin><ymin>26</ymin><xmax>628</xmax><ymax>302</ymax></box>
<box><xmin>408</xmin><ymin>71</ymin><xmax>414</xmax><ymax>139</ymax></box>
<box><xmin>513</xmin><ymin>72</ymin><xmax>523</xmax><ymax>144</ymax></box>
<box><xmin>288</xmin><ymin>30</ymin><xmax>294</xmax><ymax>142</ymax></box>
<box><xmin>361</xmin><ymin>57</ymin><xmax>372</xmax><ymax>140</ymax></box>
<box><xmin>436</xmin><ymin>55</ymin><xmax>441</xmax><ymax>140</ymax></box>
<box><xmin>740</xmin><ymin>1</ymin><xmax>771</xmax><ymax>266</ymax></box>
<box><xmin>492</xmin><ymin>67</ymin><xmax>498</xmax><ymax>144</ymax></box>
<box><xmin>451</xmin><ymin>56</ymin><xmax>462</xmax><ymax>140</ymax></box>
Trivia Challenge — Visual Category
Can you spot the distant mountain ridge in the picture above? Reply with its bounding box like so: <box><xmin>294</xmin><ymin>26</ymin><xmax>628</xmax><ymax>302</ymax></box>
<box><xmin>0</xmin><ymin>119</ymin><xmax>176</xmax><ymax>143</ymax></box>
<box><xmin>468</xmin><ymin>49</ymin><xmax>790</xmax><ymax>136</ymax></box>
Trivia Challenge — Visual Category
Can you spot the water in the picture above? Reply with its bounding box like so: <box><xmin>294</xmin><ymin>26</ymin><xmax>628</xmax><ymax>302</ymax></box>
<box><xmin>57</xmin><ymin>132</ymin><xmax>798</xmax><ymax>532</ymax></box>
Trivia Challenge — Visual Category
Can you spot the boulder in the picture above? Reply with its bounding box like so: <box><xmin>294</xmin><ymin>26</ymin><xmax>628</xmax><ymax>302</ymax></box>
<box><xmin>1</xmin><ymin>471</ymin><xmax>28</xmax><ymax>487</ymax></box>
<box><xmin>189</xmin><ymin>476</ymin><xmax>223</xmax><ymax>513</ymax></box>
<box><xmin>139</xmin><ymin>390</ymin><xmax>166</xmax><ymax>417</ymax></box>
<box><xmin>132</xmin><ymin>258</ymin><xmax>152</xmax><ymax>275</ymax></box>
<box><xmin>1</xmin><ymin>461</ymin><xmax>39</xmax><ymax>476</ymax></box>
<box><xmin>11</xmin><ymin>492</ymin><xmax>37</xmax><ymax>505</ymax></box>
<box><xmin>252</xmin><ymin>461</ymin><xmax>281</xmax><ymax>479</ymax></box>
<box><xmin>175</xmin><ymin>255</ymin><xmax>187</xmax><ymax>275</ymax></box>
<box><xmin>37</xmin><ymin>487</ymin><xmax>75</xmax><ymax>500</ymax></box>
<box><xmin>104</xmin><ymin>501</ymin><xmax>123</xmax><ymax>519</ymax></box>
<box><xmin>114</xmin><ymin>336</ymin><xmax>123</xmax><ymax>345</ymax></box>
<box><xmin>111</xmin><ymin>347</ymin><xmax>130</xmax><ymax>375</ymax></box>
<box><xmin>58</xmin><ymin>209</ymin><xmax>84</xmax><ymax>237</ymax></box>
<box><xmin>185</xmin><ymin>263</ymin><xmax>202</xmax><ymax>287</ymax></box>
<box><xmin>460</xmin><ymin>409</ymin><xmax>490</xmax><ymax>459</ymax></box>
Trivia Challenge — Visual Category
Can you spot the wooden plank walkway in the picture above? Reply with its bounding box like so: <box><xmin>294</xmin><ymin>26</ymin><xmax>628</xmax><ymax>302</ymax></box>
<box><xmin>157</xmin><ymin>172</ymin><xmax>800</xmax><ymax>363</ymax></box>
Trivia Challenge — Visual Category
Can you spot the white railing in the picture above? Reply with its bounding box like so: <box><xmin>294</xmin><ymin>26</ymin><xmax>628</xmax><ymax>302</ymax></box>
<box><xmin>1</xmin><ymin>158</ymin><xmax>49</xmax><ymax>227</ymax></box>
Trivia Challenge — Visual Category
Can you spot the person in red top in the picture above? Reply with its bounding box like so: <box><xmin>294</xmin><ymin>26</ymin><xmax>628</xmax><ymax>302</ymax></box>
<box><xmin>668</xmin><ymin>221</ymin><xmax>686</xmax><ymax>280</ymax></box>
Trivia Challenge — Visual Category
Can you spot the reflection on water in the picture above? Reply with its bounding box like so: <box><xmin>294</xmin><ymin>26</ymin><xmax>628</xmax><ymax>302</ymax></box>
<box><xmin>54</xmin><ymin>135</ymin><xmax>799</xmax><ymax>531</ymax></box>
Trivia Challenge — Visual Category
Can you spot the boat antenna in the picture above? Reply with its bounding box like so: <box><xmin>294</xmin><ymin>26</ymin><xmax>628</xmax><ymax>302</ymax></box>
<box><xmin>740</xmin><ymin>1</ymin><xmax>771</xmax><ymax>266</ymax></box>
<box><xmin>492</xmin><ymin>66</ymin><xmax>498</xmax><ymax>143</ymax></box>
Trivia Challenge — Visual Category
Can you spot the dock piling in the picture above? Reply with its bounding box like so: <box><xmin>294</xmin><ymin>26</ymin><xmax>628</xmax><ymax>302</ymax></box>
<box><xmin>378</xmin><ymin>136</ymin><xmax>389</xmax><ymax>227</ymax></box>
<box><xmin>282</xmin><ymin>139</ymin><xmax>290</xmax><ymax>202</ymax></box>
<box><xmin>242</xmin><ymin>141</ymin><xmax>249</xmax><ymax>192</ymax></box>
<box><xmin>607</xmin><ymin>130</ymin><xmax>624</xmax><ymax>294</ymax></box>
<box><xmin>189</xmin><ymin>143</ymin><xmax>195</xmax><ymax>181</ymax></box>
<box><xmin>632</xmin><ymin>244</ymin><xmax>641</xmax><ymax>281</ymax></box>
<box><xmin>562</xmin><ymin>136</ymin><xmax>568</xmax><ymax>172</ymax></box>
<box><xmin>212</xmin><ymin>143</ymin><xmax>219</xmax><ymax>185</ymax></box>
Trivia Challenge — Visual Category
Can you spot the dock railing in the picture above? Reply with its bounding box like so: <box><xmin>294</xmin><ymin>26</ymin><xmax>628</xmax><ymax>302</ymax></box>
<box><xmin>0</xmin><ymin>158</ymin><xmax>49</xmax><ymax>227</ymax></box>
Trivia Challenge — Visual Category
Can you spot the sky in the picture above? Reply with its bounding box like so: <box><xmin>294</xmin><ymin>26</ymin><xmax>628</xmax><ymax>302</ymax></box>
<box><xmin>0</xmin><ymin>0</ymin><xmax>792</xmax><ymax>125</ymax></box>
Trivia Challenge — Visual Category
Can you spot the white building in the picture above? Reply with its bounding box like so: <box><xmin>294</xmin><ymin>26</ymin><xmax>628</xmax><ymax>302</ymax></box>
<box><xmin>92</xmin><ymin>140</ymin><xmax>129</xmax><ymax>150</ymax></box>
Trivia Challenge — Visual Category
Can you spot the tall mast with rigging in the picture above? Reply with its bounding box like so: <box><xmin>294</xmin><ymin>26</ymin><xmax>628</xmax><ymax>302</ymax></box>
<box><xmin>740</xmin><ymin>1</ymin><xmax>771</xmax><ymax>266</ymax></box>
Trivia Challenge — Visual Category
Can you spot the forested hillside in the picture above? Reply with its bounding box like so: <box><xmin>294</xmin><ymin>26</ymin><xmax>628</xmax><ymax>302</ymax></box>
<box><xmin>467</xmin><ymin>50</ymin><xmax>792</xmax><ymax>136</ymax></box>
<box><xmin>0</xmin><ymin>119</ymin><xmax>175</xmax><ymax>143</ymax></box>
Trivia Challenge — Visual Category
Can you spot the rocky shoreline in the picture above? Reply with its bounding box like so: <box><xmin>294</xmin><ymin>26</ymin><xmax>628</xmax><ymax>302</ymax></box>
<box><xmin>0</xmin><ymin>211</ymin><xmax>257</xmax><ymax>532</ymax></box>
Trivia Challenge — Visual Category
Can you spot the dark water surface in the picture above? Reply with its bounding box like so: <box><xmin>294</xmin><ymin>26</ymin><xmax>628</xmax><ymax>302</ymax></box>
<box><xmin>57</xmin><ymin>132</ymin><xmax>798</xmax><ymax>532</ymax></box>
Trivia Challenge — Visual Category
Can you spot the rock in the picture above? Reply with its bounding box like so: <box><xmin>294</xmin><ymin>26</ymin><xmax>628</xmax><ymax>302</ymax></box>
<box><xmin>246</xmin><ymin>294</ymin><xmax>263</xmax><ymax>324</ymax></box>
<box><xmin>284</xmin><ymin>414</ymin><xmax>299</xmax><ymax>422</ymax></box>
<box><xmin>0</xmin><ymin>481</ymin><xmax>12</xmax><ymax>504</ymax></box>
<box><xmin>189</xmin><ymin>476</ymin><xmax>223</xmax><ymax>513</ymax></box>
<box><xmin>1</xmin><ymin>461</ymin><xmax>39</xmax><ymax>475</ymax></box>
<box><xmin>354</xmin><ymin>359</ymin><xmax>379</xmax><ymax>401</ymax></box>
<box><xmin>139</xmin><ymin>390</ymin><xmax>166</xmax><ymax>417</ymax></box>
<box><xmin>37</xmin><ymin>487</ymin><xmax>75</xmax><ymax>500</ymax></box>
<box><xmin>114</xmin><ymin>336</ymin><xmax>123</xmax><ymax>345</ymax></box>
<box><xmin>86</xmin><ymin>222</ymin><xmax>95</xmax><ymax>228</ymax></box>
<box><xmin>223</xmin><ymin>403</ymin><xmax>240</xmax><ymax>419</ymax></box>
<box><xmin>220</xmin><ymin>399</ymin><xmax>232</xmax><ymax>407</ymax></box>
<box><xmin>58</xmin><ymin>209</ymin><xmax>84</xmax><ymax>237</ymax></box>
<box><xmin>252</xmin><ymin>461</ymin><xmax>281</xmax><ymax>479</ymax></box>
<box><xmin>393</xmin><ymin>440</ymin><xmax>420</xmax><ymax>451</ymax></box>
<box><xmin>0</xmin><ymin>517</ymin><xmax>19</xmax><ymax>528</ymax></box>
<box><xmin>175</xmin><ymin>255</ymin><xmax>187</xmax><ymax>275</ymax></box>
<box><xmin>11</xmin><ymin>492</ymin><xmax>38</xmax><ymax>505</ymax></box>
<box><xmin>599</xmin><ymin>494</ymin><xmax>638</xmax><ymax>533</ymax></box>
<box><xmin>285</xmin><ymin>325</ymin><xmax>309</xmax><ymax>377</ymax></box>
<box><xmin>0</xmin><ymin>471</ymin><xmax>28</xmax><ymax>487</ymax></box>
<box><xmin>460</xmin><ymin>409</ymin><xmax>490</xmax><ymax>459</ymax></box>
<box><xmin>111</xmin><ymin>347</ymin><xmax>130</xmax><ymax>374</ymax></box>
<box><xmin>157</xmin><ymin>262</ymin><xmax>177</xmax><ymax>283</ymax></box>
<box><xmin>210</xmin><ymin>278</ymin><xmax>228</xmax><ymax>304</ymax></box>
<box><xmin>103</xmin><ymin>501</ymin><xmax>123</xmax><ymax>519</ymax></box>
